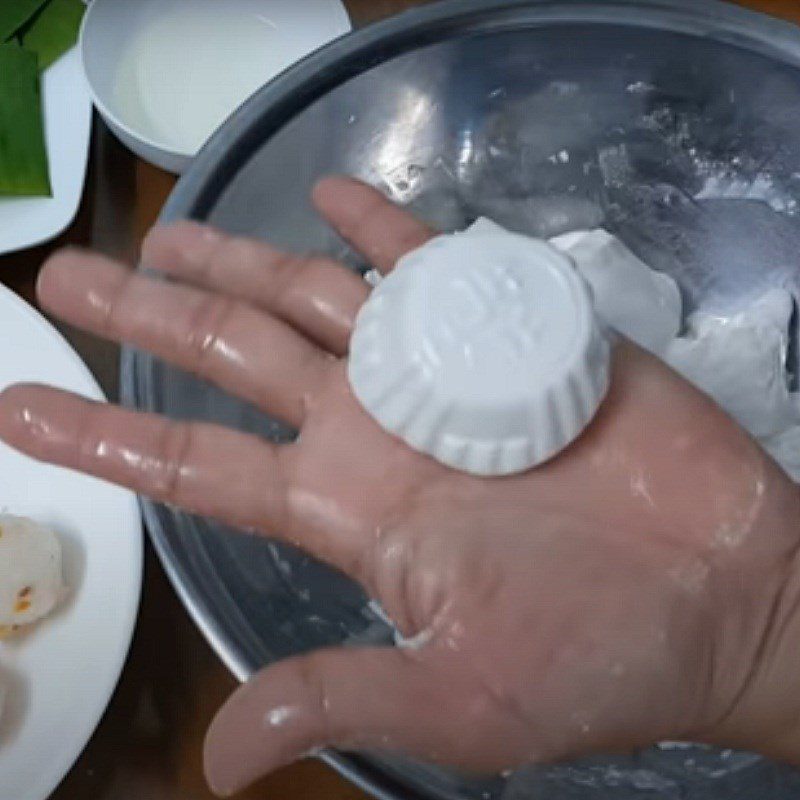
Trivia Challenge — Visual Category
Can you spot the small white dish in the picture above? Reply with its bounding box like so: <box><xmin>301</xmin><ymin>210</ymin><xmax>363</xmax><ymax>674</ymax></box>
<box><xmin>81</xmin><ymin>0</ymin><xmax>352</xmax><ymax>174</ymax></box>
<box><xmin>0</xmin><ymin>47</ymin><xmax>92</xmax><ymax>257</ymax></box>
<box><xmin>0</xmin><ymin>283</ymin><xmax>143</xmax><ymax>800</ymax></box>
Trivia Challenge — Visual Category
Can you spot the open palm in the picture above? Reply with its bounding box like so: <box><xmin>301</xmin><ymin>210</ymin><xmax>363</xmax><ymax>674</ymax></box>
<box><xmin>1</xmin><ymin>177</ymin><xmax>798</xmax><ymax>797</ymax></box>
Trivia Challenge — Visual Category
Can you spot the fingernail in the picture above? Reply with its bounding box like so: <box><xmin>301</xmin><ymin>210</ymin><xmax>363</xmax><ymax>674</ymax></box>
<box><xmin>36</xmin><ymin>249</ymin><xmax>77</xmax><ymax>300</ymax></box>
<box><xmin>144</xmin><ymin>221</ymin><xmax>223</xmax><ymax>269</ymax></box>
<box><xmin>203</xmin><ymin>714</ymin><xmax>262</xmax><ymax>798</ymax></box>
<box><xmin>204</xmin><ymin>698</ymin><xmax>305</xmax><ymax>797</ymax></box>
<box><xmin>185</xmin><ymin>226</ymin><xmax>224</xmax><ymax>267</ymax></box>
<box><xmin>204</xmin><ymin>739</ymin><xmax>240</xmax><ymax>798</ymax></box>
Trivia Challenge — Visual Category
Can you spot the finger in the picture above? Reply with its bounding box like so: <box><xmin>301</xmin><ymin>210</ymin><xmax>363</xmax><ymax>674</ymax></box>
<box><xmin>312</xmin><ymin>176</ymin><xmax>434</xmax><ymax>274</ymax></box>
<box><xmin>0</xmin><ymin>384</ymin><xmax>293</xmax><ymax>536</ymax></box>
<box><xmin>38</xmin><ymin>249</ymin><xmax>331</xmax><ymax>428</ymax></box>
<box><xmin>0</xmin><ymin>385</ymin><xmax>372</xmax><ymax>571</ymax></box>
<box><xmin>141</xmin><ymin>221</ymin><xmax>369</xmax><ymax>355</ymax></box>
<box><xmin>204</xmin><ymin>648</ymin><xmax>530</xmax><ymax>797</ymax></box>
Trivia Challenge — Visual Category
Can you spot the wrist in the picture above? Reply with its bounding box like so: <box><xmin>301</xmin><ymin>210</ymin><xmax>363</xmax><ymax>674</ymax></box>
<box><xmin>751</xmin><ymin>545</ymin><xmax>800</xmax><ymax>764</ymax></box>
<box><xmin>704</xmin><ymin>480</ymin><xmax>800</xmax><ymax>763</ymax></box>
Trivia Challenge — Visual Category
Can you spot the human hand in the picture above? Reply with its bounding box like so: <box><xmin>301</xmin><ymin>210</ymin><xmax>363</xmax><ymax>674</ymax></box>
<box><xmin>0</xmin><ymin>178</ymin><xmax>799</xmax><ymax>797</ymax></box>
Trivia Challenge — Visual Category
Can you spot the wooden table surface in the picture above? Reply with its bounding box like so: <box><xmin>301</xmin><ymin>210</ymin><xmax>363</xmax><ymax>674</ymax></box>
<box><xmin>0</xmin><ymin>0</ymin><xmax>795</xmax><ymax>797</ymax></box>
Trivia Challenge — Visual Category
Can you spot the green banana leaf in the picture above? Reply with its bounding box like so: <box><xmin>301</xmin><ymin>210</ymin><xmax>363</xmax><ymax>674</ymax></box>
<box><xmin>22</xmin><ymin>0</ymin><xmax>85</xmax><ymax>71</ymax></box>
<box><xmin>0</xmin><ymin>42</ymin><xmax>51</xmax><ymax>196</ymax></box>
<box><xmin>0</xmin><ymin>0</ymin><xmax>48</xmax><ymax>42</ymax></box>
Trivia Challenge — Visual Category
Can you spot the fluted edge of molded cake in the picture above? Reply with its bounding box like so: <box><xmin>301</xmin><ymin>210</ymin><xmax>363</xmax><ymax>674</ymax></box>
<box><xmin>348</xmin><ymin>323</ymin><xmax>611</xmax><ymax>477</ymax></box>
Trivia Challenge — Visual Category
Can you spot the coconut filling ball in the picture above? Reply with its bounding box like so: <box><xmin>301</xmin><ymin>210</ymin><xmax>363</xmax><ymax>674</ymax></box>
<box><xmin>0</xmin><ymin>515</ymin><xmax>65</xmax><ymax>639</ymax></box>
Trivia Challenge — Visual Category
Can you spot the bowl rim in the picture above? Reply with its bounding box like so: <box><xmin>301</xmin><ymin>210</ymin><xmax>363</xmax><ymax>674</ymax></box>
<box><xmin>123</xmin><ymin>1</ymin><xmax>800</xmax><ymax>799</ymax></box>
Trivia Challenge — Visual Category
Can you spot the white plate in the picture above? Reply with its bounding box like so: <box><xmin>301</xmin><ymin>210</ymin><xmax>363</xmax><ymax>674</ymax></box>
<box><xmin>0</xmin><ymin>283</ymin><xmax>142</xmax><ymax>800</ymax></box>
<box><xmin>0</xmin><ymin>46</ymin><xmax>92</xmax><ymax>256</ymax></box>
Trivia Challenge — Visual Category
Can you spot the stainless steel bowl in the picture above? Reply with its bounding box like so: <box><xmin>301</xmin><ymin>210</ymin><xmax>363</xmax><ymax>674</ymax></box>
<box><xmin>122</xmin><ymin>1</ymin><xmax>800</xmax><ymax>797</ymax></box>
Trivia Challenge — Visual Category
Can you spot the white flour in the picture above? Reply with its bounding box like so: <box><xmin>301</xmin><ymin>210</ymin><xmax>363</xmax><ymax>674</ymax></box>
<box><xmin>664</xmin><ymin>290</ymin><xmax>799</xmax><ymax>438</ymax></box>
<box><xmin>694</xmin><ymin>171</ymin><xmax>799</xmax><ymax>215</ymax></box>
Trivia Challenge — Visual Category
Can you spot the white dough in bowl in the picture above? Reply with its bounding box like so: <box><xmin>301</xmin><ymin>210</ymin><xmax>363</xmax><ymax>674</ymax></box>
<box><xmin>550</xmin><ymin>228</ymin><xmax>683</xmax><ymax>355</ymax></box>
<box><xmin>664</xmin><ymin>289</ymin><xmax>799</xmax><ymax>440</ymax></box>
<box><xmin>0</xmin><ymin>516</ymin><xmax>64</xmax><ymax>637</ymax></box>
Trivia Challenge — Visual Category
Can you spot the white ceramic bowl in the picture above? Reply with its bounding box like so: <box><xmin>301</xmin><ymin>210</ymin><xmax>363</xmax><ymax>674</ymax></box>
<box><xmin>80</xmin><ymin>0</ymin><xmax>351</xmax><ymax>174</ymax></box>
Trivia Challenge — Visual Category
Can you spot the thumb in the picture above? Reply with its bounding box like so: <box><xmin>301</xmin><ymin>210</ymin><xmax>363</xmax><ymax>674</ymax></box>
<box><xmin>203</xmin><ymin>646</ymin><xmax>449</xmax><ymax>797</ymax></box>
